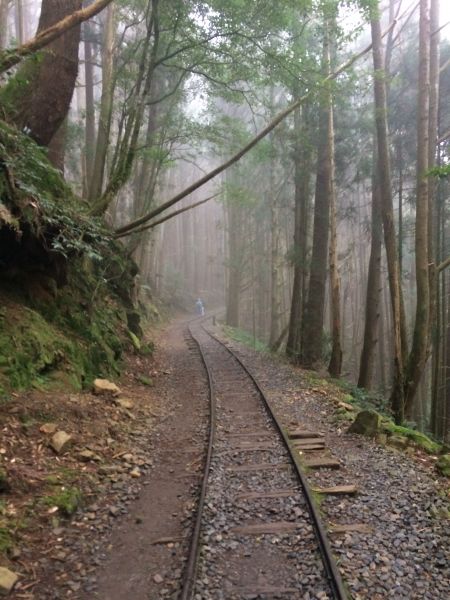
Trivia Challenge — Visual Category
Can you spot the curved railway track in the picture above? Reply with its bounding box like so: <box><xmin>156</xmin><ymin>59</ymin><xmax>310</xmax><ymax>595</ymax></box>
<box><xmin>181</xmin><ymin>317</ymin><xmax>348</xmax><ymax>600</ymax></box>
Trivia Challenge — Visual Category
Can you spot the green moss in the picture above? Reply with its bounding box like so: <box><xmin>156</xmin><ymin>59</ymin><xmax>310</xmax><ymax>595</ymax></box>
<box><xmin>140</xmin><ymin>341</ymin><xmax>155</xmax><ymax>356</ymax></box>
<box><xmin>128</xmin><ymin>330</ymin><xmax>141</xmax><ymax>351</ymax></box>
<box><xmin>436</xmin><ymin>455</ymin><xmax>450</xmax><ymax>477</ymax></box>
<box><xmin>42</xmin><ymin>487</ymin><xmax>82</xmax><ymax>517</ymax></box>
<box><xmin>0</xmin><ymin>526</ymin><xmax>13</xmax><ymax>553</ymax></box>
<box><xmin>383</xmin><ymin>422</ymin><xmax>441</xmax><ymax>454</ymax></box>
<box><xmin>137</xmin><ymin>375</ymin><xmax>154</xmax><ymax>387</ymax></box>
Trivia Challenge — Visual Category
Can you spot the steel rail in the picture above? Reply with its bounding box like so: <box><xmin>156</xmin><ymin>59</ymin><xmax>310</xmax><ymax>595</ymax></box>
<box><xmin>199</xmin><ymin>320</ymin><xmax>349</xmax><ymax>600</ymax></box>
<box><xmin>179</xmin><ymin>319</ymin><xmax>216</xmax><ymax>600</ymax></box>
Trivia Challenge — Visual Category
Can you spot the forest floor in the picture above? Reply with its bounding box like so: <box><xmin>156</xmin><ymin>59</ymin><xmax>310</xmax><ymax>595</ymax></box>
<box><xmin>0</xmin><ymin>315</ymin><xmax>449</xmax><ymax>599</ymax></box>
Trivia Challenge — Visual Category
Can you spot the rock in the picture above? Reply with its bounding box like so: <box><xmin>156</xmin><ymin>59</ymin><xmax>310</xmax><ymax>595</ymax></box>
<box><xmin>130</xmin><ymin>467</ymin><xmax>141</xmax><ymax>478</ymax></box>
<box><xmin>78</xmin><ymin>449</ymin><xmax>102</xmax><ymax>463</ymax></box>
<box><xmin>347</xmin><ymin>410</ymin><xmax>381</xmax><ymax>437</ymax></box>
<box><xmin>115</xmin><ymin>398</ymin><xmax>134</xmax><ymax>410</ymax></box>
<box><xmin>40</xmin><ymin>422</ymin><xmax>58</xmax><ymax>434</ymax></box>
<box><xmin>338</xmin><ymin>401</ymin><xmax>355</xmax><ymax>411</ymax></box>
<box><xmin>436</xmin><ymin>454</ymin><xmax>450</xmax><ymax>477</ymax></box>
<box><xmin>50</xmin><ymin>431</ymin><xmax>74</xmax><ymax>454</ymax></box>
<box><xmin>0</xmin><ymin>468</ymin><xmax>11</xmax><ymax>493</ymax></box>
<box><xmin>153</xmin><ymin>574</ymin><xmax>163</xmax><ymax>584</ymax></box>
<box><xmin>93</xmin><ymin>379</ymin><xmax>121</xmax><ymax>396</ymax></box>
<box><xmin>387</xmin><ymin>435</ymin><xmax>409</xmax><ymax>450</ymax></box>
<box><xmin>0</xmin><ymin>567</ymin><xmax>18</xmax><ymax>596</ymax></box>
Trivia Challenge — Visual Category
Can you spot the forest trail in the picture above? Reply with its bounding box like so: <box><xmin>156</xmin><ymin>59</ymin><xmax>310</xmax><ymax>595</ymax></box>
<box><xmin>2</xmin><ymin>316</ymin><xmax>448</xmax><ymax>599</ymax></box>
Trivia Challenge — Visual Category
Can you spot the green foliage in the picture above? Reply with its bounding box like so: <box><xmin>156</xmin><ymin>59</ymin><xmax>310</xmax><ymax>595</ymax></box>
<box><xmin>428</xmin><ymin>164</ymin><xmax>450</xmax><ymax>179</ymax></box>
<box><xmin>335</xmin><ymin>379</ymin><xmax>389</xmax><ymax>412</ymax></box>
<box><xmin>42</xmin><ymin>487</ymin><xmax>83</xmax><ymax>517</ymax></box>
<box><xmin>0</xmin><ymin>526</ymin><xmax>13</xmax><ymax>553</ymax></box>
<box><xmin>0</xmin><ymin>121</ymin><xmax>111</xmax><ymax>261</ymax></box>
<box><xmin>137</xmin><ymin>375</ymin><xmax>154</xmax><ymax>386</ymax></box>
<box><xmin>222</xmin><ymin>325</ymin><xmax>268</xmax><ymax>352</ymax></box>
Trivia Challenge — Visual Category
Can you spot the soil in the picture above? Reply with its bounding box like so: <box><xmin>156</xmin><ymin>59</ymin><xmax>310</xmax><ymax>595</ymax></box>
<box><xmin>1</xmin><ymin>315</ymin><xmax>449</xmax><ymax>599</ymax></box>
<box><xmin>0</xmin><ymin>315</ymin><xmax>208</xmax><ymax>599</ymax></box>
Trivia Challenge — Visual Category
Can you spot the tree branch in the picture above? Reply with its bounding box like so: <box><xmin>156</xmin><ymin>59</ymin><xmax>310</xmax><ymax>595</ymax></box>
<box><xmin>437</xmin><ymin>256</ymin><xmax>450</xmax><ymax>273</ymax></box>
<box><xmin>115</xmin><ymin>193</ymin><xmax>220</xmax><ymax>239</ymax></box>
<box><xmin>115</xmin><ymin>22</ymin><xmax>396</xmax><ymax>237</ymax></box>
<box><xmin>0</xmin><ymin>0</ymin><xmax>113</xmax><ymax>74</ymax></box>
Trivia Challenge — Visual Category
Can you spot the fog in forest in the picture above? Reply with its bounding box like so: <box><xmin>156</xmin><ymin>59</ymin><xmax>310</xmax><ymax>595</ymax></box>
<box><xmin>1</xmin><ymin>0</ymin><xmax>449</xmax><ymax>440</ymax></box>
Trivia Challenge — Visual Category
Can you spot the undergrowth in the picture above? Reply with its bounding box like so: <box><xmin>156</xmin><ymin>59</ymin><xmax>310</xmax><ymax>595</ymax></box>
<box><xmin>222</xmin><ymin>325</ymin><xmax>268</xmax><ymax>352</ymax></box>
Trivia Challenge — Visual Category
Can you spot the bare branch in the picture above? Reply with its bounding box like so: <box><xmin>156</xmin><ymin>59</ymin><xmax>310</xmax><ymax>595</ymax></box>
<box><xmin>115</xmin><ymin>20</ymin><xmax>398</xmax><ymax>237</ymax></box>
<box><xmin>437</xmin><ymin>256</ymin><xmax>450</xmax><ymax>273</ymax></box>
<box><xmin>115</xmin><ymin>193</ymin><xmax>220</xmax><ymax>239</ymax></box>
<box><xmin>0</xmin><ymin>0</ymin><xmax>113</xmax><ymax>74</ymax></box>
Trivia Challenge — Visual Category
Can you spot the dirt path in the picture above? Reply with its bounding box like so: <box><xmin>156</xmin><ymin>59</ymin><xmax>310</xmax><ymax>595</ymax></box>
<box><xmin>89</xmin><ymin>317</ymin><xmax>208</xmax><ymax>599</ymax></box>
<box><xmin>2</xmin><ymin>316</ymin><xmax>449</xmax><ymax>599</ymax></box>
<box><xmin>1</xmin><ymin>315</ymin><xmax>208</xmax><ymax>600</ymax></box>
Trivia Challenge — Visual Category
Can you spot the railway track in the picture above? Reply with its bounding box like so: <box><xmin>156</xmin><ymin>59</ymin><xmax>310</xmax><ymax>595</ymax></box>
<box><xmin>181</xmin><ymin>317</ymin><xmax>348</xmax><ymax>600</ymax></box>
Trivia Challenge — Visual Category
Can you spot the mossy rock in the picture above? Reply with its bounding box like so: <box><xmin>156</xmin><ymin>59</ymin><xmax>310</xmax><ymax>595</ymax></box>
<box><xmin>42</xmin><ymin>486</ymin><xmax>82</xmax><ymax>517</ymax></box>
<box><xmin>436</xmin><ymin>455</ymin><xmax>450</xmax><ymax>478</ymax></box>
<box><xmin>347</xmin><ymin>409</ymin><xmax>381</xmax><ymax>437</ymax></box>
<box><xmin>383</xmin><ymin>423</ymin><xmax>441</xmax><ymax>455</ymax></box>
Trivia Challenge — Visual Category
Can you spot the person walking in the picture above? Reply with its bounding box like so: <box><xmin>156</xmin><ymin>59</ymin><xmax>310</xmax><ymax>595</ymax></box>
<box><xmin>195</xmin><ymin>298</ymin><xmax>205</xmax><ymax>316</ymax></box>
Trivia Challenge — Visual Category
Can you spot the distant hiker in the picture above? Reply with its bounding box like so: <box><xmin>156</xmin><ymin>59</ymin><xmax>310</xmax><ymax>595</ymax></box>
<box><xmin>195</xmin><ymin>298</ymin><xmax>205</xmax><ymax>316</ymax></box>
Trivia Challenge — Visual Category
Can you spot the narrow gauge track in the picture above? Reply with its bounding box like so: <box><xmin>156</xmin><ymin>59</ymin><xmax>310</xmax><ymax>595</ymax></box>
<box><xmin>181</xmin><ymin>318</ymin><xmax>347</xmax><ymax>600</ymax></box>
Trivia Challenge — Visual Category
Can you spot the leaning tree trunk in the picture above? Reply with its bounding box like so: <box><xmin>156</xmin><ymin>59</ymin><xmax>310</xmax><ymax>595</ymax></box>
<box><xmin>1</xmin><ymin>0</ymin><xmax>82</xmax><ymax>147</ymax></box>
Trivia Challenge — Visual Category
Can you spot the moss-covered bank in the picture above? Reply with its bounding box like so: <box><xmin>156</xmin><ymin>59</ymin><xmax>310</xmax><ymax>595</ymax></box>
<box><xmin>0</xmin><ymin>120</ymin><xmax>142</xmax><ymax>394</ymax></box>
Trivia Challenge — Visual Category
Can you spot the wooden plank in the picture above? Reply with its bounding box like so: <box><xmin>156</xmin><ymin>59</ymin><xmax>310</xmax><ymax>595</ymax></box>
<box><xmin>220</xmin><ymin>444</ymin><xmax>278</xmax><ymax>453</ymax></box>
<box><xmin>312</xmin><ymin>484</ymin><xmax>357</xmax><ymax>496</ymax></box>
<box><xmin>294</xmin><ymin>444</ymin><xmax>326</xmax><ymax>451</ymax></box>
<box><xmin>226</xmin><ymin>431</ymin><xmax>272</xmax><ymax>438</ymax></box>
<box><xmin>329</xmin><ymin>523</ymin><xmax>372</xmax><ymax>535</ymax></box>
<box><xmin>240</xmin><ymin>587</ymin><xmax>298</xmax><ymax>597</ymax></box>
<box><xmin>303</xmin><ymin>457</ymin><xmax>340</xmax><ymax>470</ymax></box>
<box><xmin>292</xmin><ymin>438</ymin><xmax>325</xmax><ymax>446</ymax></box>
<box><xmin>235</xmin><ymin>489</ymin><xmax>298</xmax><ymax>502</ymax></box>
<box><xmin>233</xmin><ymin>441</ymin><xmax>276</xmax><ymax>449</ymax></box>
<box><xmin>151</xmin><ymin>535</ymin><xmax>185</xmax><ymax>545</ymax></box>
<box><xmin>227</xmin><ymin>462</ymin><xmax>291</xmax><ymax>473</ymax></box>
<box><xmin>230</xmin><ymin>521</ymin><xmax>299</xmax><ymax>535</ymax></box>
<box><xmin>288</xmin><ymin>429</ymin><xmax>324</xmax><ymax>439</ymax></box>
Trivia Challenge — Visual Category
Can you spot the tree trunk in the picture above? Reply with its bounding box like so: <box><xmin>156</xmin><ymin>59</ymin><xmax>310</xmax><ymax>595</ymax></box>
<box><xmin>286</xmin><ymin>102</ymin><xmax>311</xmax><ymax>362</ymax></box>
<box><xmin>371</xmin><ymin>7</ymin><xmax>406</xmax><ymax>423</ymax></box>
<box><xmin>14</xmin><ymin>0</ymin><xmax>24</xmax><ymax>45</ymax></box>
<box><xmin>327</xmin><ymin>100</ymin><xmax>342</xmax><ymax>378</ymax></box>
<box><xmin>88</xmin><ymin>3</ymin><xmax>115</xmax><ymax>201</ymax></box>
<box><xmin>404</xmin><ymin>0</ymin><xmax>432</xmax><ymax>416</ymax></box>
<box><xmin>358</xmin><ymin>160</ymin><xmax>382</xmax><ymax>389</ymax></box>
<box><xmin>301</xmin><ymin>26</ymin><xmax>332</xmax><ymax>368</ymax></box>
<box><xmin>0</xmin><ymin>0</ymin><xmax>9</xmax><ymax>49</ymax></box>
<box><xmin>269</xmin><ymin>142</ymin><xmax>281</xmax><ymax>348</ymax></box>
<box><xmin>1</xmin><ymin>0</ymin><xmax>82</xmax><ymax>147</ymax></box>
<box><xmin>83</xmin><ymin>22</ymin><xmax>96</xmax><ymax>194</ymax></box>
